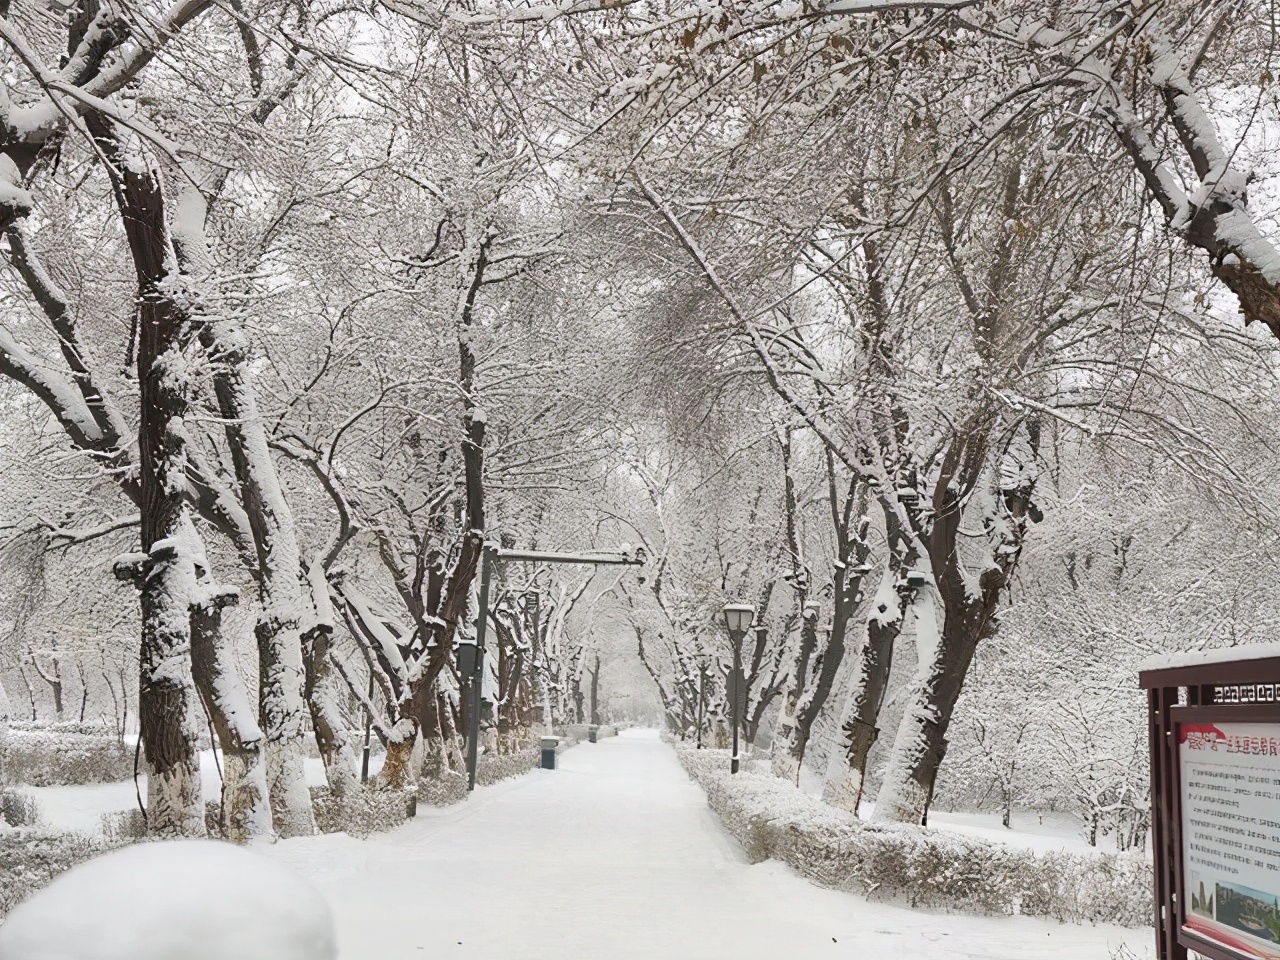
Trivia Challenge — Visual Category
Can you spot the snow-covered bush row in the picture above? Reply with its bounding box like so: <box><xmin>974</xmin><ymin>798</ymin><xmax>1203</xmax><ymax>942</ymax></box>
<box><xmin>418</xmin><ymin>746</ymin><xmax>548</xmax><ymax>807</ymax></box>
<box><xmin>0</xmin><ymin>727</ymin><xmax>133</xmax><ymax>787</ymax></box>
<box><xmin>310</xmin><ymin>786</ymin><xmax>416</xmax><ymax>838</ymax></box>
<box><xmin>677</xmin><ymin>748</ymin><xmax>1150</xmax><ymax>926</ymax></box>
<box><xmin>0</xmin><ymin>829</ymin><xmax>122</xmax><ymax>919</ymax></box>
<box><xmin>418</xmin><ymin>774</ymin><xmax>469</xmax><ymax>808</ymax></box>
<box><xmin>102</xmin><ymin>809</ymin><xmax>149</xmax><ymax>842</ymax></box>
<box><xmin>478</xmin><ymin>746</ymin><xmax>543</xmax><ymax>785</ymax></box>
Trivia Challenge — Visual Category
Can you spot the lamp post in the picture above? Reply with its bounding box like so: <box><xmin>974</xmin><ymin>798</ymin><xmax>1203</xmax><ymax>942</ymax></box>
<box><xmin>721</xmin><ymin>602</ymin><xmax>754</xmax><ymax>774</ymax></box>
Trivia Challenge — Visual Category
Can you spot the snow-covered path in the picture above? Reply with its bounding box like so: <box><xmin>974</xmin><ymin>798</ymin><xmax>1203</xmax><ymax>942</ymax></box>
<box><xmin>264</xmin><ymin>729</ymin><xmax>1151</xmax><ymax>960</ymax></box>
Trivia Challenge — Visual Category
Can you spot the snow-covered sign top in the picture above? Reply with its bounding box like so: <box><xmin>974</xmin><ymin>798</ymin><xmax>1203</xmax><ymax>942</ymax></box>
<box><xmin>1138</xmin><ymin>641</ymin><xmax>1280</xmax><ymax>687</ymax></box>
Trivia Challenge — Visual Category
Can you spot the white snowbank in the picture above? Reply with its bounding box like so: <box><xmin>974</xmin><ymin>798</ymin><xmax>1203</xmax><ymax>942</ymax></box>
<box><xmin>0</xmin><ymin>840</ymin><xmax>336</xmax><ymax>960</ymax></box>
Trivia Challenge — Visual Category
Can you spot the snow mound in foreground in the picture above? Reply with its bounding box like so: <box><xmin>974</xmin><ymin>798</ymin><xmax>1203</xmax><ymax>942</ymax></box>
<box><xmin>0</xmin><ymin>839</ymin><xmax>336</xmax><ymax>960</ymax></box>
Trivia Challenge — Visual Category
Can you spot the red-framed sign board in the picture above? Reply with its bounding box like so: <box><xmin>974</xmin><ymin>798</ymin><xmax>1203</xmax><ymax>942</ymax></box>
<box><xmin>1175</xmin><ymin>709</ymin><xmax>1280</xmax><ymax>959</ymax></box>
<box><xmin>1141</xmin><ymin>656</ymin><xmax>1280</xmax><ymax>960</ymax></box>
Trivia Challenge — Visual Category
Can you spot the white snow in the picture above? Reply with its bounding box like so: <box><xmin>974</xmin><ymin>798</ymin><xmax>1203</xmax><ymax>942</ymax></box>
<box><xmin>18</xmin><ymin>749</ymin><xmax>381</xmax><ymax>835</ymax></box>
<box><xmin>1137</xmin><ymin>640</ymin><xmax>1280</xmax><ymax>673</ymax></box>
<box><xmin>260</xmin><ymin>730</ymin><xmax>1148</xmax><ymax>959</ymax></box>
<box><xmin>0</xmin><ymin>840</ymin><xmax>335</xmax><ymax>960</ymax></box>
<box><xmin>9</xmin><ymin>732</ymin><xmax>1150</xmax><ymax>958</ymax></box>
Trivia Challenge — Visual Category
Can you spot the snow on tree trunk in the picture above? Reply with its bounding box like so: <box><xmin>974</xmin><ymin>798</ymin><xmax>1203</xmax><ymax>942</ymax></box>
<box><xmin>188</xmin><ymin>557</ymin><xmax>272</xmax><ymax>842</ymax></box>
<box><xmin>303</xmin><ymin>622</ymin><xmax>360</xmax><ymax>798</ymax></box>
<box><xmin>256</xmin><ymin>619</ymin><xmax>316</xmax><ymax>838</ymax></box>
<box><xmin>302</xmin><ymin>563</ymin><xmax>359</xmax><ymax>798</ymax></box>
<box><xmin>826</xmin><ymin>569</ymin><xmax>909</xmax><ymax>814</ymax></box>
<box><xmin>378</xmin><ymin>718</ymin><xmax>421</xmax><ymax>791</ymax></box>
<box><xmin>0</xmin><ymin>673</ymin><xmax>10</xmax><ymax>754</ymax></box>
<box><xmin>107</xmin><ymin>141</ymin><xmax>207</xmax><ymax>838</ymax></box>
<box><xmin>771</xmin><ymin>608</ymin><xmax>819</xmax><ymax>783</ymax></box>
<box><xmin>870</xmin><ymin>586</ymin><xmax>947</xmax><ymax>825</ymax></box>
<box><xmin>199</xmin><ymin>320</ymin><xmax>316</xmax><ymax>837</ymax></box>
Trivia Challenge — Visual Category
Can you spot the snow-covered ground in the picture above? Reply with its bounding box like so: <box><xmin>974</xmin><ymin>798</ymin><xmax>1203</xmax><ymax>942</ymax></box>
<box><xmin>268</xmin><ymin>730</ymin><xmax>1149</xmax><ymax>959</ymax></box>
<box><xmin>15</xmin><ymin>730</ymin><xmax>1153</xmax><ymax>959</ymax></box>
<box><xmin>924</xmin><ymin>809</ymin><xmax>1119</xmax><ymax>857</ymax></box>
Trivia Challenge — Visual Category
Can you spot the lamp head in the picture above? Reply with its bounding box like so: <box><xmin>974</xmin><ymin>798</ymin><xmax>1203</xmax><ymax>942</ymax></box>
<box><xmin>721</xmin><ymin>602</ymin><xmax>755</xmax><ymax>636</ymax></box>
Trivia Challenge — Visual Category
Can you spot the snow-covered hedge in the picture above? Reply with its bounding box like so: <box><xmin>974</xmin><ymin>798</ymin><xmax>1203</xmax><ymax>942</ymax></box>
<box><xmin>0</xmin><ymin>724</ymin><xmax>133</xmax><ymax>787</ymax></box>
<box><xmin>0</xmin><ymin>829</ymin><xmax>122</xmax><ymax>919</ymax></box>
<box><xmin>418</xmin><ymin>745</ymin><xmax>548</xmax><ymax>807</ymax></box>
<box><xmin>677</xmin><ymin>748</ymin><xmax>1151</xmax><ymax>926</ymax></box>
<box><xmin>310</xmin><ymin>786</ymin><xmax>416</xmax><ymax>838</ymax></box>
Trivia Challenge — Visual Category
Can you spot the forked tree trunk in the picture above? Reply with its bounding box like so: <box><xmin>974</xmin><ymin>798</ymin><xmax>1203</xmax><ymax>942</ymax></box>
<box><xmin>873</xmin><ymin>426</ymin><xmax>1012</xmax><ymax>825</ymax></box>
<box><xmin>826</xmin><ymin>496</ymin><xmax>920</xmax><ymax>814</ymax></box>
<box><xmin>201</xmin><ymin>327</ymin><xmax>316</xmax><ymax>837</ymax></box>
<box><xmin>871</xmin><ymin>583</ymin><xmax>998</xmax><ymax>824</ymax></box>
<box><xmin>190</xmin><ymin>584</ymin><xmax>271</xmax><ymax>841</ymax></box>
<box><xmin>303</xmin><ymin>622</ymin><xmax>360</xmax><ymax>798</ymax></box>
<box><xmin>777</xmin><ymin>475</ymin><xmax>870</xmax><ymax>788</ymax></box>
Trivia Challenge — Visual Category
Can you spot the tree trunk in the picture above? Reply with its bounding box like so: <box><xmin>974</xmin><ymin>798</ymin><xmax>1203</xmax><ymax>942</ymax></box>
<box><xmin>199</xmin><ymin>324</ymin><xmax>316</xmax><ymax>837</ymax></box>
<box><xmin>111</xmin><ymin>148</ymin><xmax>207</xmax><ymax>838</ymax></box>
<box><xmin>872</xmin><ymin>418</ymin><xmax>1036</xmax><ymax>825</ymax></box>
<box><xmin>589</xmin><ymin>655</ymin><xmax>600</xmax><ymax>726</ymax></box>
<box><xmin>303</xmin><ymin>622</ymin><xmax>360</xmax><ymax>798</ymax></box>
<box><xmin>825</xmin><ymin>575</ymin><xmax>911</xmax><ymax>814</ymax></box>
<box><xmin>132</xmin><ymin>536</ymin><xmax>205</xmax><ymax>837</ymax></box>
<box><xmin>378</xmin><ymin>719</ymin><xmax>421</xmax><ymax>790</ymax></box>
<box><xmin>0</xmin><ymin>675</ymin><xmax>10</xmax><ymax>754</ymax></box>
<box><xmin>190</xmin><ymin>584</ymin><xmax>271</xmax><ymax>841</ymax></box>
<box><xmin>872</xmin><ymin>520</ymin><xmax>1001</xmax><ymax>824</ymax></box>
<box><xmin>303</xmin><ymin>557</ymin><xmax>359</xmax><ymax>797</ymax></box>
<box><xmin>771</xmin><ymin>610</ymin><xmax>819</xmax><ymax>782</ymax></box>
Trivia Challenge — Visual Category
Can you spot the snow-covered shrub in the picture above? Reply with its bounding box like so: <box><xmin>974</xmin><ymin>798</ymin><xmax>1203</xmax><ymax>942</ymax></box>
<box><xmin>101</xmin><ymin>809</ymin><xmax>149</xmax><ymax>842</ymax></box>
<box><xmin>677</xmin><ymin>747</ymin><xmax>1151</xmax><ymax>926</ymax></box>
<box><xmin>478</xmin><ymin>746</ymin><xmax>540</xmax><ymax>785</ymax></box>
<box><xmin>418</xmin><ymin>773</ymin><xmax>468</xmax><ymax>807</ymax></box>
<box><xmin>0</xmin><ymin>829</ymin><xmax>121</xmax><ymax>919</ymax></box>
<box><xmin>0</xmin><ymin>788</ymin><xmax>38</xmax><ymax>827</ymax></box>
<box><xmin>0</xmin><ymin>724</ymin><xmax>132</xmax><ymax>786</ymax></box>
<box><xmin>310</xmin><ymin>785</ymin><xmax>415</xmax><ymax>837</ymax></box>
<box><xmin>418</xmin><ymin>746</ymin><xmax>543</xmax><ymax>807</ymax></box>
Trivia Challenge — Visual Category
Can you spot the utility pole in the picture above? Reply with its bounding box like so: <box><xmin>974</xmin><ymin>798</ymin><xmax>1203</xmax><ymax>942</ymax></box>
<box><xmin>461</xmin><ymin>544</ymin><xmax>645</xmax><ymax>791</ymax></box>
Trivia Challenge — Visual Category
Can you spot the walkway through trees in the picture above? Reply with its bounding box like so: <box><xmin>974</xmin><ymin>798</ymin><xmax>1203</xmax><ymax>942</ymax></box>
<box><xmin>264</xmin><ymin>730</ymin><xmax>1146</xmax><ymax>959</ymax></box>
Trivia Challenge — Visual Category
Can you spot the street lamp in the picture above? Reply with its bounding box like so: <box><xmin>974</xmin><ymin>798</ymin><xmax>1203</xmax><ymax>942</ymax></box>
<box><xmin>722</xmin><ymin>602</ymin><xmax>754</xmax><ymax>774</ymax></box>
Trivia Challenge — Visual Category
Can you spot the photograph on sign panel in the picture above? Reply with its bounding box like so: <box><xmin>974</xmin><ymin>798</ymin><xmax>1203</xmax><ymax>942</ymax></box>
<box><xmin>1217</xmin><ymin>882</ymin><xmax>1280</xmax><ymax>945</ymax></box>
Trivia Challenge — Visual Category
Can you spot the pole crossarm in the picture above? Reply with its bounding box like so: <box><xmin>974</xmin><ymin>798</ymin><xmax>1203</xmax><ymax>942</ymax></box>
<box><xmin>490</xmin><ymin>547</ymin><xmax>646</xmax><ymax>566</ymax></box>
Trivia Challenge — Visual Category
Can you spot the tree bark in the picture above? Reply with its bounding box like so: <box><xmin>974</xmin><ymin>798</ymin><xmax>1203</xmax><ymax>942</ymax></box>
<box><xmin>190</xmin><ymin>582</ymin><xmax>271</xmax><ymax>841</ymax></box>
<box><xmin>588</xmin><ymin>654</ymin><xmax>600</xmax><ymax>726</ymax></box>
<box><xmin>109</xmin><ymin>146</ymin><xmax>207</xmax><ymax>838</ymax></box>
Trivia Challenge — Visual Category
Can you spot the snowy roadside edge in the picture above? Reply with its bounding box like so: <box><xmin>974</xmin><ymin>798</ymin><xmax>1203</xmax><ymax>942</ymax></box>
<box><xmin>675</xmin><ymin>746</ymin><xmax>1152</xmax><ymax>927</ymax></box>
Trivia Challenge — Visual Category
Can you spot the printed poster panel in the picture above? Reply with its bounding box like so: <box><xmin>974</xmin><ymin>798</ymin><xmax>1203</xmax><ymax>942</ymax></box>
<box><xmin>1181</xmin><ymin>722</ymin><xmax>1280</xmax><ymax>959</ymax></box>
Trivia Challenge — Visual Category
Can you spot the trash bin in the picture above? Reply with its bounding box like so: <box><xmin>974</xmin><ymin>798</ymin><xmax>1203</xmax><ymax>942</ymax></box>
<box><xmin>588</xmin><ymin>725</ymin><xmax>598</xmax><ymax>743</ymax></box>
<box><xmin>540</xmin><ymin>736</ymin><xmax>559</xmax><ymax>770</ymax></box>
